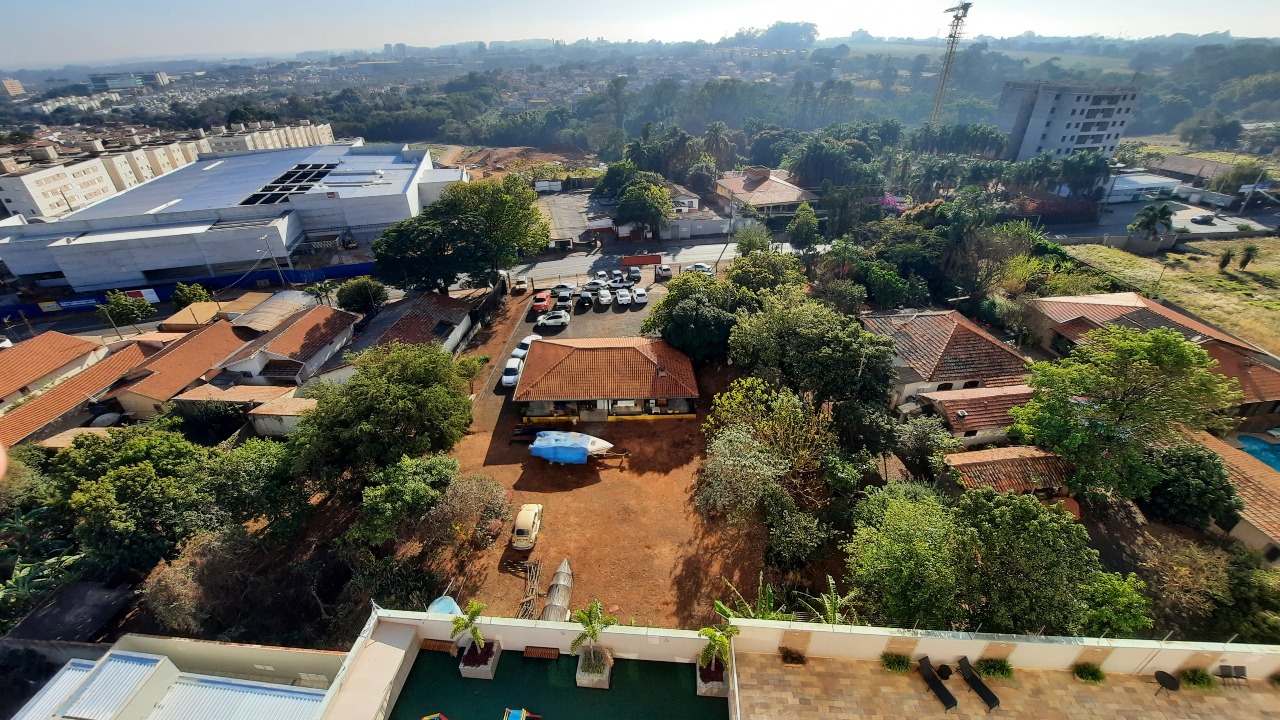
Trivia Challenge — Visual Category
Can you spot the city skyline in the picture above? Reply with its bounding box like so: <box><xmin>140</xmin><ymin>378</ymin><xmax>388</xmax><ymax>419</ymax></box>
<box><xmin>2</xmin><ymin>0</ymin><xmax>1279</xmax><ymax>69</ymax></box>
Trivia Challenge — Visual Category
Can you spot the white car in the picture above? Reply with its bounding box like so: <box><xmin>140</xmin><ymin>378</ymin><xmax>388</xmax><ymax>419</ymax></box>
<box><xmin>607</xmin><ymin>278</ymin><xmax>635</xmax><ymax>289</ymax></box>
<box><xmin>632</xmin><ymin>287</ymin><xmax>648</xmax><ymax>303</ymax></box>
<box><xmin>549</xmin><ymin>282</ymin><xmax>577</xmax><ymax>294</ymax></box>
<box><xmin>597</xmin><ymin>288</ymin><xmax>613</xmax><ymax>305</ymax></box>
<box><xmin>511</xmin><ymin>503</ymin><xmax>543</xmax><ymax>550</ymax></box>
<box><xmin>583</xmin><ymin>280</ymin><xmax>606</xmax><ymax>292</ymax></box>
<box><xmin>616</xmin><ymin>288</ymin><xmax>632</xmax><ymax>305</ymax></box>
<box><xmin>511</xmin><ymin>334</ymin><xmax>543</xmax><ymax>359</ymax></box>
<box><xmin>535</xmin><ymin>310</ymin><xmax>572</xmax><ymax>327</ymax></box>
<box><xmin>656</xmin><ymin>265</ymin><xmax>673</xmax><ymax>279</ymax></box>
<box><xmin>688</xmin><ymin>263</ymin><xmax>715</xmax><ymax>276</ymax></box>
<box><xmin>501</xmin><ymin>357</ymin><xmax>524</xmax><ymax>387</ymax></box>
<box><xmin>594</xmin><ymin>270</ymin><xmax>609</xmax><ymax>282</ymax></box>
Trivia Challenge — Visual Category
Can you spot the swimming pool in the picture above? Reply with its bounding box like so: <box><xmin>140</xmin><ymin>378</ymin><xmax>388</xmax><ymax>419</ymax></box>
<box><xmin>1238</xmin><ymin>435</ymin><xmax>1280</xmax><ymax>472</ymax></box>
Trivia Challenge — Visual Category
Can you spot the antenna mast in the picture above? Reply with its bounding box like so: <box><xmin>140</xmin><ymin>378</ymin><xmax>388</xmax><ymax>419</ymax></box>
<box><xmin>929</xmin><ymin>2</ymin><xmax>973</xmax><ymax>126</ymax></box>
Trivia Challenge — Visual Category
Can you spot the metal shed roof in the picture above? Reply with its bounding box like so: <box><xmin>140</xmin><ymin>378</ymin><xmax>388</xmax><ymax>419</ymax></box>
<box><xmin>148</xmin><ymin>675</ymin><xmax>325</xmax><ymax>720</ymax></box>
<box><xmin>10</xmin><ymin>659</ymin><xmax>95</xmax><ymax>720</ymax></box>
<box><xmin>57</xmin><ymin>651</ymin><xmax>160</xmax><ymax>720</ymax></box>
<box><xmin>231</xmin><ymin>291</ymin><xmax>316</xmax><ymax>333</ymax></box>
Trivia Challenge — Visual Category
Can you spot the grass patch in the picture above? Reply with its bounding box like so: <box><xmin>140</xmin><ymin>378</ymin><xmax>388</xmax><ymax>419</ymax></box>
<box><xmin>975</xmin><ymin>658</ymin><xmax>1013</xmax><ymax>679</ymax></box>
<box><xmin>880</xmin><ymin>652</ymin><xmax>911</xmax><ymax>674</ymax></box>
<box><xmin>1072</xmin><ymin>662</ymin><xmax>1106</xmax><ymax>684</ymax></box>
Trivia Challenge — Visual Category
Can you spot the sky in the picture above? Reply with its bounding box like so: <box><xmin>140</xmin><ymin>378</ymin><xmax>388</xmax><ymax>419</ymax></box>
<box><xmin>3</xmin><ymin>0</ymin><xmax>1279</xmax><ymax>69</ymax></box>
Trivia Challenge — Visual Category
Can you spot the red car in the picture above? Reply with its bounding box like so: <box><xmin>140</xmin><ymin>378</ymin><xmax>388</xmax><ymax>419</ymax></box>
<box><xmin>531</xmin><ymin>290</ymin><xmax>553</xmax><ymax>312</ymax></box>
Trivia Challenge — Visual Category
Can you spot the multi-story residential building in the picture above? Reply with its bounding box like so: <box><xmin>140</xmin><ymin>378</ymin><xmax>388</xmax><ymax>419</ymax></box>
<box><xmin>0</xmin><ymin>156</ymin><xmax>118</xmax><ymax>218</ymax></box>
<box><xmin>204</xmin><ymin>121</ymin><xmax>335</xmax><ymax>153</ymax></box>
<box><xmin>996</xmin><ymin>82</ymin><xmax>1138</xmax><ymax>161</ymax></box>
<box><xmin>1</xmin><ymin>77</ymin><xmax>25</xmax><ymax>97</ymax></box>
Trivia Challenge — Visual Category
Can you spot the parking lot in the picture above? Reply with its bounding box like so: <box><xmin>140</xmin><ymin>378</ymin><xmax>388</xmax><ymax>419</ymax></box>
<box><xmin>538</xmin><ymin>191</ymin><xmax>619</xmax><ymax>245</ymax></box>
<box><xmin>523</xmin><ymin>268</ymin><xmax>667</xmax><ymax>341</ymax></box>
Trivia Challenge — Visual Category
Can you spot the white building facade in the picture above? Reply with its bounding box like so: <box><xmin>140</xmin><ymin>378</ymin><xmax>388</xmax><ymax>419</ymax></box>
<box><xmin>997</xmin><ymin>82</ymin><xmax>1139</xmax><ymax>162</ymax></box>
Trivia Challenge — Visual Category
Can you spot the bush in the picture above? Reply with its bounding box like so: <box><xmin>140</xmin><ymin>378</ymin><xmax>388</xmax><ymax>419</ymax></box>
<box><xmin>336</xmin><ymin>277</ymin><xmax>389</xmax><ymax>314</ymax></box>
<box><xmin>1269</xmin><ymin>672</ymin><xmax>1280</xmax><ymax>688</ymax></box>
<box><xmin>975</xmin><ymin>658</ymin><xmax>1013</xmax><ymax>679</ymax></box>
<box><xmin>1072</xmin><ymin>662</ymin><xmax>1105</xmax><ymax>684</ymax></box>
<box><xmin>764</xmin><ymin>507</ymin><xmax>829</xmax><ymax>569</ymax></box>
<box><xmin>881</xmin><ymin>652</ymin><xmax>911</xmax><ymax>673</ymax></box>
<box><xmin>1178</xmin><ymin>667</ymin><xmax>1218</xmax><ymax>690</ymax></box>
<box><xmin>1236</xmin><ymin>223</ymin><xmax>1255</xmax><ymax>232</ymax></box>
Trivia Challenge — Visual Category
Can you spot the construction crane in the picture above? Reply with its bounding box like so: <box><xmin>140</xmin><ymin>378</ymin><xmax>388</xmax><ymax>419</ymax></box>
<box><xmin>929</xmin><ymin>2</ymin><xmax>973</xmax><ymax>127</ymax></box>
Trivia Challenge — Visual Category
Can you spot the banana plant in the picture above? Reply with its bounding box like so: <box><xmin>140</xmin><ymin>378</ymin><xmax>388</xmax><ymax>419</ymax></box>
<box><xmin>795</xmin><ymin>575</ymin><xmax>858</xmax><ymax>624</ymax></box>
<box><xmin>697</xmin><ymin>625</ymin><xmax>740</xmax><ymax>670</ymax></box>
<box><xmin>450</xmin><ymin>599</ymin><xmax>487</xmax><ymax>649</ymax></box>
<box><xmin>714</xmin><ymin>573</ymin><xmax>794</xmax><ymax>621</ymax></box>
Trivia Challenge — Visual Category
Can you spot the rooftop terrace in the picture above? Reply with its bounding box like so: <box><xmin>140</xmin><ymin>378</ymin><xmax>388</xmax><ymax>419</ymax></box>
<box><xmin>389</xmin><ymin>650</ymin><xmax>728</xmax><ymax>720</ymax></box>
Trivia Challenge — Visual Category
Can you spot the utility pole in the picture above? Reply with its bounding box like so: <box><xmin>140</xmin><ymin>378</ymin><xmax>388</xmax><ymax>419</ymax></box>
<box><xmin>929</xmin><ymin>3</ymin><xmax>973</xmax><ymax>127</ymax></box>
<box><xmin>1236</xmin><ymin>170</ymin><xmax>1266</xmax><ymax>218</ymax></box>
<box><xmin>261</xmin><ymin>234</ymin><xmax>288</xmax><ymax>287</ymax></box>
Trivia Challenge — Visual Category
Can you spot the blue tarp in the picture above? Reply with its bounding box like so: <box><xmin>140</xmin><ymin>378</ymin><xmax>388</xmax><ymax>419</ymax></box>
<box><xmin>529</xmin><ymin>432</ymin><xmax>593</xmax><ymax>464</ymax></box>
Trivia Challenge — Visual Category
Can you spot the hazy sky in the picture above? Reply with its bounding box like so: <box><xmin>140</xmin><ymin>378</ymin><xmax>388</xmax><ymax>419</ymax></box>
<box><xmin>3</xmin><ymin>0</ymin><xmax>1278</xmax><ymax>69</ymax></box>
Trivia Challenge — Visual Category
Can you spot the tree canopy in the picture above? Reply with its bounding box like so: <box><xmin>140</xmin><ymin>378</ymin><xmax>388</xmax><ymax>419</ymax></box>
<box><xmin>641</xmin><ymin>272</ymin><xmax>757</xmax><ymax>362</ymax></box>
<box><xmin>336</xmin><ymin>277</ymin><xmax>389</xmax><ymax>314</ymax></box>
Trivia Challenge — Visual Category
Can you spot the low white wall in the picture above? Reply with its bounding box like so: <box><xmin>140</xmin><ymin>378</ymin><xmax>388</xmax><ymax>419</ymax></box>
<box><xmin>730</xmin><ymin>620</ymin><xmax>1280</xmax><ymax>678</ymax></box>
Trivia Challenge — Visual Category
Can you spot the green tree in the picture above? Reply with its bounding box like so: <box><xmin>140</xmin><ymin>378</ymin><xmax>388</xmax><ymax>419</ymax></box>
<box><xmin>1075</xmin><ymin>572</ymin><xmax>1154</xmax><ymax>638</ymax></box>
<box><xmin>451</xmin><ymin>598</ymin><xmax>487</xmax><ymax>648</ymax></box>
<box><xmin>725</xmin><ymin>252</ymin><xmax>804</xmax><ymax>293</ymax></box>
<box><xmin>894</xmin><ymin>416</ymin><xmax>962</xmax><ymax>481</ymax></box>
<box><xmin>1127</xmin><ymin>203</ymin><xmax>1174</xmax><ymax>241</ymax></box>
<box><xmin>695</xmin><ymin>424</ymin><xmax>789</xmax><ymax>522</ymax></box>
<box><xmin>1010</xmin><ymin>327</ymin><xmax>1241</xmax><ymax>498</ymax></box>
<box><xmin>374</xmin><ymin>206</ymin><xmax>485</xmax><ymax>293</ymax></box>
<box><xmin>1219</xmin><ymin>248</ymin><xmax>1236</xmax><ymax>271</ymax></box>
<box><xmin>306</xmin><ymin>280</ymin><xmax>338</xmax><ymax>307</ymax></box>
<box><xmin>571</xmin><ymin>599</ymin><xmax>618</xmax><ymax>672</ymax></box>
<box><xmin>703</xmin><ymin>121</ymin><xmax>737</xmax><ymax>170</ymax></box>
<box><xmin>202</xmin><ymin>439</ymin><xmax>300</xmax><ymax>527</ymax></box>
<box><xmin>346</xmin><ymin>455</ymin><xmax>458</xmax><ymax>547</ymax></box>
<box><xmin>1239</xmin><ymin>243</ymin><xmax>1260</xmax><ymax>270</ymax></box>
<box><xmin>170</xmin><ymin>282</ymin><xmax>211</xmax><ymax>310</ymax></box>
<box><xmin>1143</xmin><ymin>445</ymin><xmax>1243</xmax><ymax>531</ymax></box>
<box><xmin>765</xmin><ymin>505</ymin><xmax>830</xmax><ymax>569</ymax></box>
<box><xmin>1139</xmin><ymin>536</ymin><xmax>1231</xmax><ymax>633</ymax></box>
<box><xmin>97</xmin><ymin>290</ymin><xmax>155</xmax><ymax>333</ymax></box>
<box><xmin>641</xmin><ymin>273</ymin><xmax>757</xmax><ymax>362</ymax></box>
<box><xmin>795</xmin><ymin>575</ymin><xmax>858</xmax><ymax>624</ymax></box>
<box><xmin>785</xmin><ymin>202</ymin><xmax>820</xmax><ymax>253</ymax></box>
<box><xmin>290</xmin><ymin>343</ymin><xmax>473</xmax><ymax>488</ymax></box>
<box><xmin>439</xmin><ymin>175</ymin><xmax>549</xmax><ymax>275</ymax></box>
<box><xmin>714</xmin><ymin>573</ymin><xmax>793</xmax><ymax>621</ymax></box>
<box><xmin>734</xmin><ymin>223</ymin><xmax>772</xmax><ymax>256</ymax></box>
<box><xmin>615</xmin><ymin>181</ymin><xmax>673</xmax><ymax>240</ymax></box>
<box><xmin>697</xmin><ymin>625</ymin><xmax>740</xmax><ymax>669</ymax></box>
<box><xmin>335</xmin><ymin>277</ymin><xmax>389</xmax><ymax>314</ymax></box>
<box><xmin>592</xmin><ymin>161</ymin><xmax>638</xmax><ymax>196</ymax></box>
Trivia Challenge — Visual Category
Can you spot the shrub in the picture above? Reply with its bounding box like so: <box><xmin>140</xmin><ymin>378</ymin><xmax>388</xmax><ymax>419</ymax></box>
<box><xmin>1072</xmin><ymin>662</ymin><xmax>1105</xmax><ymax>684</ymax></box>
<box><xmin>779</xmin><ymin>647</ymin><xmax>807</xmax><ymax>665</ymax></box>
<box><xmin>975</xmin><ymin>658</ymin><xmax>1013</xmax><ymax>679</ymax></box>
<box><xmin>1178</xmin><ymin>667</ymin><xmax>1218</xmax><ymax>690</ymax></box>
<box><xmin>1236</xmin><ymin>223</ymin><xmax>1255</xmax><ymax>232</ymax></box>
<box><xmin>1175</xmin><ymin>226</ymin><xmax>1191</xmax><ymax>234</ymax></box>
<box><xmin>1269</xmin><ymin>672</ymin><xmax>1280</xmax><ymax>688</ymax></box>
<box><xmin>881</xmin><ymin>652</ymin><xmax>911</xmax><ymax>673</ymax></box>
<box><xmin>336</xmin><ymin>277</ymin><xmax>389</xmax><ymax>314</ymax></box>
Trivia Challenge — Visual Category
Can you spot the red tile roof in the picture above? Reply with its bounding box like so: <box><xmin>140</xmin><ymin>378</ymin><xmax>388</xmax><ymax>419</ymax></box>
<box><xmin>944</xmin><ymin>446</ymin><xmax>1075</xmax><ymax>494</ymax></box>
<box><xmin>1034</xmin><ymin>292</ymin><xmax>1255</xmax><ymax>351</ymax></box>
<box><xmin>514</xmin><ymin>337</ymin><xmax>699</xmax><ymax>402</ymax></box>
<box><xmin>379</xmin><ymin>293</ymin><xmax>472</xmax><ymax>346</ymax></box>
<box><xmin>0</xmin><ymin>331</ymin><xmax>102</xmax><ymax>400</ymax></box>
<box><xmin>248</xmin><ymin>395</ymin><xmax>318</xmax><ymax>416</ymax></box>
<box><xmin>173</xmin><ymin>385</ymin><xmax>291</xmax><ymax>403</ymax></box>
<box><xmin>0</xmin><ymin>343</ymin><xmax>152</xmax><ymax>446</ymax></box>
<box><xmin>119</xmin><ymin>322</ymin><xmax>249</xmax><ymax>402</ymax></box>
<box><xmin>919</xmin><ymin>384</ymin><xmax>1035</xmax><ymax>433</ymax></box>
<box><xmin>1205</xmin><ymin>343</ymin><xmax>1280</xmax><ymax>405</ymax></box>
<box><xmin>223</xmin><ymin>306</ymin><xmax>357</xmax><ymax>366</ymax></box>
<box><xmin>716</xmin><ymin>168</ymin><xmax>816</xmax><ymax>207</ymax></box>
<box><xmin>1191</xmin><ymin>431</ymin><xmax>1280</xmax><ymax>543</ymax></box>
<box><xmin>860</xmin><ymin>311</ymin><xmax>1029</xmax><ymax>386</ymax></box>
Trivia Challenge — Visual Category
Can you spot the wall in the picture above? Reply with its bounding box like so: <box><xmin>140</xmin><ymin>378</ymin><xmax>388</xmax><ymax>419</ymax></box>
<box><xmin>1228</xmin><ymin>519</ymin><xmax>1280</xmax><ymax>569</ymax></box>
<box><xmin>250</xmin><ymin>412</ymin><xmax>303</xmax><ymax>437</ymax></box>
<box><xmin>113</xmin><ymin>634</ymin><xmax>346</xmax><ymax>689</ymax></box>
<box><xmin>729</xmin><ymin>620</ymin><xmax>1280</xmax><ymax>679</ymax></box>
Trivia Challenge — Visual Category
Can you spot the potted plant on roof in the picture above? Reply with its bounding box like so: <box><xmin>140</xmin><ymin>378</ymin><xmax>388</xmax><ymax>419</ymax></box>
<box><xmin>572</xmin><ymin>599</ymin><xmax>617</xmax><ymax>689</ymax></box>
<box><xmin>453</xmin><ymin>599</ymin><xmax>501</xmax><ymax>680</ymax></box>
<box><xmin>696</xmin><ymin>625</ymin><xmax>739</xmax><ymax>697</ymax></box>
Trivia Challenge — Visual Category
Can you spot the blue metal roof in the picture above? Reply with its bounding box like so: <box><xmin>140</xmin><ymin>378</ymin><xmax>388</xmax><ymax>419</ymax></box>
<box><xmin>57</xmin><ymin>652</ymin><xmax>160</xmax><ymax>720</ymax></box>
<box><xmin>148</xmin><ymin>675</ymin><xmax>325</xmax><ymax>720</ymax></box>
<box><xmin>10</xmin><ymin>659</ymin><xmax>94</xmax><ymax>720</ymax></box>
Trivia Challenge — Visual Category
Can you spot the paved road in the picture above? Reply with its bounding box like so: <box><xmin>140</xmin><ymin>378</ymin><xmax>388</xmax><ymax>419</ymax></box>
<box><xmin>1049</xmin><ymin>203</ymin><xmax>1279</xmax><ymax>238</ymax></box>
<box><xmin>510</xmin><ymin>236</ymin><xmax>799</xmax><ymax>284</ymax></box>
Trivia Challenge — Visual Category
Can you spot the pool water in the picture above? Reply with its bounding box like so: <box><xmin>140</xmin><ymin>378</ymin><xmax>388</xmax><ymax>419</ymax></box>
<box><xmin>1238</xmin><ymin>435</ymin><xmax>1280</xmax><ymax>472</ymax></box>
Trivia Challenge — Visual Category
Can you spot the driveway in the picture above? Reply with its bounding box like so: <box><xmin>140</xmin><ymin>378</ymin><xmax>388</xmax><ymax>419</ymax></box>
<box><xmin>1049</xmin><ymin>200</ymin><xmax>1279</xmax><ymax>238</ymax></box>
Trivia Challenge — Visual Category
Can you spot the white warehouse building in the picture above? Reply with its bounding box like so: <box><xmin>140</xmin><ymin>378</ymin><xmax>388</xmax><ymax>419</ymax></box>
<box><xmin>996</xmin><ymin>81</ymin><xmax>1138</xmax><ymax>162</ymax></box>
<box><xmin>0</xmin><ymin>142</ymin><xmax>467</xmax><ymax>292</ymax></box>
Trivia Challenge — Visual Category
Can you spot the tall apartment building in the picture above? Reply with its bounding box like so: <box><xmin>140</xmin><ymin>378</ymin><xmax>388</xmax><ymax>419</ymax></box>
<box><xmin>1</xmin><ymin>77</ymin><xmax>25</xmax><ymax>98</ymax></box>
<box><xmin>996</xmin><ymin>82</ymin><xmax>1139</xmax><ymax>161</ymax></box>
<box><xmin>0</xmin><ymin>158</ymin><xmax>118</xmax><ymax>217</ymax></box>
<box><xmin>88</xmin><ymin>73</ymin><xmax>144</xmax><ymax>92</ymax></box>
<box><xmin>204</xmin><ymin>121</ymin><xmax>335</xmax><ymax>154</ymax></box>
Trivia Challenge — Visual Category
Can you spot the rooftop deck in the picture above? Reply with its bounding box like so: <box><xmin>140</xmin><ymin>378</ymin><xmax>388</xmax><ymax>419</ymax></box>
<box><xmin>734</xmin><ymin>653</ymin><xmax>1280</xmax><ymax>719</ymax></box>
<box><xmin>389</xmin><ymin>650</ymin><xmax>729</xmax><ymax>720</ymax></box>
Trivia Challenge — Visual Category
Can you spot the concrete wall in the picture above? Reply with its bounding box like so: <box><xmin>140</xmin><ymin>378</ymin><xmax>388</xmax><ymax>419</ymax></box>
<box><xmin>1229</xmin><ymin>519</ymin><xmax>1280</xmax><ymax>569</ymax></box>
<box><xmin>729</xmin><ymin>620</ymin><xmax>1280</xmax><ymax>679</ymax></box>
<box><xmin>113</xmin><ymin>634</ymin><xmax>346</xmax><ymax>689</ymax></box>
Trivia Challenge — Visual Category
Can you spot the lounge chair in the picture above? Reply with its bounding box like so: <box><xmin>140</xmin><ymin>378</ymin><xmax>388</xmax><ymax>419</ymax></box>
<box><xmin>917</xmin><ymin>656</ymin><xmax>958</xmax><ymax>712</ymax></box>
<box><xmin>1233</xmin><ymin>666</ymin><xmax>1250</xmax><ymax>688</ymax></box>
<box><xmin>958</xmin><ymin>657</ymin><xmax>1001</xmax><ymax>713</ymax></box>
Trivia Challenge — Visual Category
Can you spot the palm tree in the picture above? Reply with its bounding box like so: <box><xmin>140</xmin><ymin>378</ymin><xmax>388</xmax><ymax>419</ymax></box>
<box><xmin>795</xmin><ymin>575</ymin><xmax>858</xmax><ymax>624</ymax></box>
<box><xmin>571</xmin><ymin>599</ymin><xmax>618</xmax><ymax>672</ymax></box>
<box><xmin>1127</xmin><ymin>203</ymin><xmax>1174</xmax><ymax>241</ymax></box>
<box><xmin>1218</xmin><ymin>248</ymin><xmax>1236</xmax><ymax>271</ymax></box>
<box><xmin>703</xmin><ymin>121</ymin><xmax>735</xmax><ymax>171</ymax></box>
<box><xmin>450</xmin><ymin>599</ymin><xmax>486</xmax><ymax>649</ymax></box>
<box><xmin>1240</xmin><ymin>243</ymin><xmax>1260</xmax><ymax>269</ymax></box>
<box><xmin>307</xmin><ymin>280</ymin><xmax>338</xmax><ymax>306</ymax></box>
<box><xmin>697</xmin><ymin>625</ymin><xmax>740</xmax><ymax>670</ymax></box>
<box><xmin>713</xmin><ymin>573</ymin><xmax>794</xmax><ymax>621</ymax></box>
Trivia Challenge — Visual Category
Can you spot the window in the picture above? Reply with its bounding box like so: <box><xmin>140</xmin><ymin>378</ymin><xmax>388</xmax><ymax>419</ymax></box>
<box><xmin>1120</xmin><ymin>120</ymin><xmax>1125</xmax><ymax>126</ymax></box>
<box><xmin>1061</xmin><ymin>136</ymin><xmax>1066</xmax><ymax>142</ymax></box>
<box><xmin>1050</xmin><ymin>107</ymin><xmax>1055</xmax><ymax>113</ymax></box>
<box><xmin>1045</xmin><ymin>121</ymin><xmax>1051</xmax><ymax>127</ymax></box>
<box><xmin>936</xmin><ymin>383</ymin><xmax>954</xmax><ymax>391</ymax></box>
<box><xmin>964</xmin><ymin>430</ymin><xmax>978</xmax><ymax>437</ymax></box>
<box><xmin>1041</xmin><ymin>134</ymin><xmax>1047</xmax><ymax>140</ymax></box>
<box><xmin>1070</xmin><ymin>109</ymin><xmax>1076</xmax><ymax>115</ymax></box>
<box><xmin>962</xmin><ymin>380</ymin><xmax>980</xmax><ymax>389</ymax></box>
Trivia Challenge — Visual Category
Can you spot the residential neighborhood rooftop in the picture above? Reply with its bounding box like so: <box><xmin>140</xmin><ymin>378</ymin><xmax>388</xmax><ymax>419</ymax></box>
<box><xmin>861</xmin><ymin>310</ymin><xmax>1030</xmax><ymax>386</ymax></box>
<box><xmin>377</xmin><ymin>292</ymin><xmax>472</xmax><ymax>346</ymax></box>
<box><xmin>114</xmin><ymin>321</ymin><xmax>249</xmax><ymax>402</ymax></box>
<box><xmin>222</xmin><ymin>305</ymin><xmax>358</xmax><ymax>366</ymax></box>
<box><xmin>1033</xmin><ymin>292</ymin><xmax>1255</xmax><ymax>351</ymax></box>
<box><xmin>716</xmin><ymin>166</ymin><xmax>816</xmax><ymax>208</ymax></box>
<box><xmin>1191</xmin><ymin>431</ymin><xmax>1280</xmax><ymax>543</ymax></box>
<box><xmin>0</xmin><ymin>330</ymin><xmax>101</xmax><ymax>399</ymax></box>
<box><xmin>944</xmin><ymin>446</ymin><xmax>1075</xmax><ymax>493</ymax></box>
<box><xmin>513</xmin><ymin>336</ymin><xmax>699</xmax><ymax>402</ymax></box>
<box><xmin>920</xmin><ymin>384</ymin><xmax>1035</xmax><ymax>432</ymax></box>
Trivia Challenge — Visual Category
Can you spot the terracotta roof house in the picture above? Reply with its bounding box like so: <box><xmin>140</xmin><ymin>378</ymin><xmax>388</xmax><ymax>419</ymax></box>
<box><xmin>378</xmin><ymin>293</ymin><xmax>474</xmax><ymax>352</ymax></box>
<box><xmin>0</xmin><ymin>342</ymin><xmax>155</xmax><ymax>447</ymax></box>
<box><xmin>109</xmin><ymin>322</ymin><xmax>249</xmax><ymax>418</ymax></box>
<box><xmin>1191</xmin><ymin>431</ymin><xmax>1280</xmax><ymax>567</ymax></box>
<box><xmin>860</xmin><ymin>310</ymin><xmax>1030</xmax><ymax>409</ymax></box>
<box><xmin>944</xmin><ymin>446</ymin><xmax>1075</xmax><ymax>495</ymax></box>
<box><xmin>514</xmin><ymin>337</ymin><xmax>699</xmax><ymax>421</ymax></box>
<box><xmin>158</xmin><ymin>291</ymin><xmax>272</xmax><ymax>332</ymax></box>
<box><xmin>715</xmin><ymin>166</ymin><xmax>817</xmax><ymax>213</ymax></box>
<box><xmin>920</xmin><ymin>384</ymin><xmax>1035</xmax><ymax>446</ymax></box>
<box><xmin>0</xmin><ymin>331</ymin><xmax>106</xmax><ymax>410</ymax></box>
<box><xmin>220</xmin><ymin>306</ymin><xmax>358</xmax><ymax>385</ymax></box>
<box><xmin>1028</xmin><ymin>292</ymin><xmax>1280</xmax><ymax>430</ymax></box>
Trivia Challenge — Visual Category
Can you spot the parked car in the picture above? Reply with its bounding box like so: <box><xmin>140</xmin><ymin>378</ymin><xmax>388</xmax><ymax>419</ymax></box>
<box><xmin>532</xmin><ymin>290</ymin><xmax>553</xmax><ymax>312</ymax></box>
<box><xmin>536</xmin><ymin>310</ymin><xmax>572</xmax><ymax>327</ymax></box>
<box><xmin>549</xmin><ymin>282</ymin><xmax>577</xmax><ymax>294</ymax></box>
<box><xmin>513</xmin><ymin>276</ymin><xmax>529</xmax><ymax>294</ymax></box>
<box><xmin>688</xmin><ymin>262</ymin><xmax>715</xmax><ymax>276</ymax></box>
<box><xmin>511</xmin><ymin>334</ymin><xmax>543</xmax><ymax>359</ymax></box>
<box><xmin>611</xmin><ymin>269</ymin><xmax>624</xmax><ymax>281</ymax></box>
<box><xmin>632</xmin><ymin>287</ymin><xmax>649</xmax><ymax>303</ymax></box>
<box><xmin>554</xmin><ymin>291</ymin><xmax>572</xmax><ymax>310</ymax></box>
<box><xmin>1190</xmin><ymin>214</ymin><xmax>1215</xmax><ymax>225</ymax></box>
<box><xmin>583</xmin><ymin>280</ymin><xmax>606</xmax><ymax>292</ymax></box>
<box><xmin>511</xmin><ymin>504</ymin><xmax>543</xmax><ymax>550</ymax></box>
<box><xmin>597</xmin><ymin>288</ymin><xmax>613</xmax><ymax>305</ymax></box>
<box><xmin>655</xmin><ymin>264</ymin><xmax>673</xmax><ymax>279</ymax></box>
<box><xmin>578</xmin><ymin>290</ymin><xmax>594</xmax><ymax>307</ymax></box>
<box><xmin>594</xmin><ymin>270</ymin><xmax>609</xmax><ymax>282</ymax></box>
<box><xmin>626</xmin><ymin>266</ymin><xmax>642</xmax><ymax>281</ymax></box>
<box><xmin>607</xmin><ymin>278</ymin><xmax>634</xmax><ymax>289</ymax></box>
<box><xmin>501</xmin><ymin>357</ymin><xmax>524</xmax><ymax>387</ymax></box>
<box><xmin>616</xmin><ymin>288</ymin><xmax>632</xmax><ymax>305</ymax></box>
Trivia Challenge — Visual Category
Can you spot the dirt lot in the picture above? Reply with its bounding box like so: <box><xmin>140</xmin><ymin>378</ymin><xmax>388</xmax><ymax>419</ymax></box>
<box><xmin>444</xmin><ymin>285</ymin><xmax>758</xmax><ymax>629</ymax></box>
<box><xmin>458</xmin><ymin>145</ymin><xmax>595</xmax><ymax>181</ymax></box>
<box><xmin>1065</xmin><ymin>237</ymin><xmax>1280</xmax><ymax>354</ymax></box>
